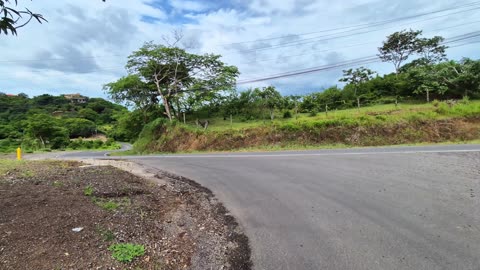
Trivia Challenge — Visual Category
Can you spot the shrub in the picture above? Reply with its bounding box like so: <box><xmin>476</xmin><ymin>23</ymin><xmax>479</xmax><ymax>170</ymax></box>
<box><xmin>92</xmin><ymin>140</ymin><xmax>103</xmax><ymax>149</ymax></box>
<box><xmin>108</xmin><ymin>243</ymin><xmax>145</xmax><ymax>263</ymax></box>
<box><xmin>460</xmin><ymin>96</ymin><xmax>470</xmax><ymax>105</ymax></box>
<box><xmin>375</xmin><ymin>115</ymin><xmax>387</xmax><ymax>121</ymax></box>
<box><xmin>309</xmin><ymin>110</ymin><xmax>318</xmax><ymax>117</ymax></box>
<box><xmin>283</xmin><ymin>111</ymin><xmax>292</xmax><ymax>119</ymax></box>
<box><xmin>434</xmin><ymin>102</ymin><xmax>449</xmax><ymax>114</ymax></box>
<box><xmin>105</xmin><ymin>138</ymin><xmax>115</xmax><ymax>146</ymax></box>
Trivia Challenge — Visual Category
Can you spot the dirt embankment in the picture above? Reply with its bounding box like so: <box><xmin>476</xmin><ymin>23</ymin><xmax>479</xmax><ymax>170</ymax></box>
<box><xmin>138</xmin><ymin>118</ymin><xmax>480</xmax><ymax>153</ymax></box>
<box><xmin>0</xmin><ymin>160</ymin><xmax>251</xmax><ymax>270</ymax></box>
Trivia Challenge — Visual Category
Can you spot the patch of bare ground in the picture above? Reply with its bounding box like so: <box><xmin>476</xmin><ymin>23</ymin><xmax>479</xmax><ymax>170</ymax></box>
<box><xmin>0</xmin><ymin>160</ymin><xmax>251</xmax><ymax>270</ymax></box>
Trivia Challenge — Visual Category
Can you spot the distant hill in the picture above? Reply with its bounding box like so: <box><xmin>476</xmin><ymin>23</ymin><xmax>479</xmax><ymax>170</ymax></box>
<box><xmin>0</xmin><ymin>93</ymin><xmax>127</xmax><ymax>152</ymax></box>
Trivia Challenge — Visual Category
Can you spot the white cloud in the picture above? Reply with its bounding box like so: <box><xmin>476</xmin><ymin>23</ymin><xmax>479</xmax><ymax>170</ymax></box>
<box><xmin>1</xmin><ymin>0</ymin><xmax>479</xmax><ymax>98</ymax></box>
<box><xmin>170</xmin><ymin>0</ymin><xmax>209</xmax><ymax>12</ymax></box>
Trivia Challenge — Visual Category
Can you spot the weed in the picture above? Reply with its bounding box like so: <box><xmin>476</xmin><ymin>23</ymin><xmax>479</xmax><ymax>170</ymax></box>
<box><xmin>108</xmin><ymin>243</ymin><xmax>145</xmax><ymax>263</ymax></box>
<box><xmin>96</xmin><ymin>226</ymin><xmax>115</xmax><ymax>242</ymax></box>
<box><xmin>93</xmin><ymin>197</ymin><xmax>130</xmax><ymax>212</ymax></box>
<box><xmin>96</xmin><ymin>200</ymin><xmax>120</xmax><ymax>211</ymax></box>
<box><xmin>52</xmin><ymin>181</ymin><xmax>64</xmax><ymax>187</ymax></box>
<box><xmin>83</xmin><ymin>185</ymin><xmax>94</xmax><ymax>196</ymax></box>
<box><xmin>19</xmin><ymin>170</ymin><xmax>34</xmax><ymax>178</ymax></box>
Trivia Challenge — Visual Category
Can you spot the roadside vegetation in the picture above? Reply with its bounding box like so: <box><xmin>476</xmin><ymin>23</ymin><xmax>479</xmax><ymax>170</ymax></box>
<box><xmin>2</xmin><ymin>30</ymin><xmax>479</xmax><ymax>154</ymax></box>
<box><xmin>0</xmin><ymin>94</ymin><xmax>125</xmax><ymax>153</ymax></box>
<box><xmin>103</xmin><ymin>30</ymin><xmax>480</xmax><ymax>153</ymax></box>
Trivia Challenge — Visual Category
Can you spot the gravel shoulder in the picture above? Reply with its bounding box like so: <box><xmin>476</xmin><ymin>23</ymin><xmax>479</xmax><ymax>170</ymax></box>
<box><xmin>0</xmin><ymin>159</ymin><xmax>252</xmax><ymax>270</ymax></box>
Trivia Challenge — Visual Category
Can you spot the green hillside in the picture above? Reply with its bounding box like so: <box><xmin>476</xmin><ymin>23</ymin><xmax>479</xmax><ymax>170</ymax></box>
<box><xmin>0</xmin><ymin>93</ymin><xmax>126</xmax><ymax>153</ymax></box>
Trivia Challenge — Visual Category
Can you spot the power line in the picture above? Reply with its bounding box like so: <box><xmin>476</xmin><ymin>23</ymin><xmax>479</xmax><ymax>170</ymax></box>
<box><xmin>2</xmin><ymin>2</ymin><xmax>479</xmax><ymax>65</ymax></box>
<box><xmin>228</xmin><ymin>6</ymin><xmax>480</xmax><ymax>55</ymax></box>
<box><xmin>236</xmin><ymin>32</ymin><xmax>480</xmax><ymax>84</ymax></box>
<box><xmin>240</xmin><ymin>20</ymin><xmax>480</xmax><ymax>65</ymax></box>
<box><xmin>219</xmin><ymin>0</ymin><xmax>480</xmax><ymax>47</ymax></box>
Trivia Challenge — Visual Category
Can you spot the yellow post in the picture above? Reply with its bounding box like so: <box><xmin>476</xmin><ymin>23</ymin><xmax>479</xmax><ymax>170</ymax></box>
<box><xmin>16</xmin><ymin>147</ymin><xmax>22</xmax><ymax>161</ymax></box>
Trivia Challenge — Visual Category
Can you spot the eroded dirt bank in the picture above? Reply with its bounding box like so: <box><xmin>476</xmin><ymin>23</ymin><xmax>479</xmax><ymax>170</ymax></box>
<box><xmin>0</xmin><ymin>160</ymin><xmax>252</xmax><ymax>270</ymax></box>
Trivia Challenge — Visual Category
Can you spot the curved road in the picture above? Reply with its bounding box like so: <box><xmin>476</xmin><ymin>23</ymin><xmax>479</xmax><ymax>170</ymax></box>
<box><xmin>39</xmin><ymin>145</ymin><xmax>480</xmax><ymax>270</ymax></box>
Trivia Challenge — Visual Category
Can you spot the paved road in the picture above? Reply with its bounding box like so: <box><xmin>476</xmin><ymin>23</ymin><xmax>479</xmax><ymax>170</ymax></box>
<box><xmin>39</xmin><ymin>145</ymin><xmax>480</xmax><ymax>270</ymax></box>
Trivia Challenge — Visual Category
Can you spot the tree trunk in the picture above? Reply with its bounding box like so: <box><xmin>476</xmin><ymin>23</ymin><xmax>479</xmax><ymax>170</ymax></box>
<box><xmin>39</xmin><ymin>136</ymin><xmax>45</xmax><ymax>148</ymax></box>
<box><xmin>162</xmin><ymin>98</ymin><xmax>172</xmax><ymax>121</ymax></box>
<box><xmin>357</xmin><ymin>97</ymin><xmax>360</xmax><ymax>111</ymax></box>
<box><xmin>295</xmin><ymin>104</ymin><xmax>298</xmax><ymax>120</ymax></box>
<box><xmin>154</xmin><ymin>80</ymin><xmax>172</xmax><ymax>121</ymax></box>
<box><xmin>426</xmin><ymin>89</ymin><xmax>430</xmax><ymax>103</ymax></box>
<box><xmin>270</xmin><ymin>109</ymin><xmax>275</xmax><ymax>121</ymax></box>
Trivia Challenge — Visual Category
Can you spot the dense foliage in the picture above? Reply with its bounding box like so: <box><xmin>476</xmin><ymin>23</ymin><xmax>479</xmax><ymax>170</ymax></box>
<box><xmin>104</xmin><ymin>30</ymin><xmax>479</xmax><ymax>141</ymax></box>
<box><xmin>0</xmin><ymin>93</ymin><xmax>126</xmax><ymax>152</ymax></box>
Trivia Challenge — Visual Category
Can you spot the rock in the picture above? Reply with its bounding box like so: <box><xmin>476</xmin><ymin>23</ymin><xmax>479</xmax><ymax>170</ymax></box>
<box><xmin>72</xmin><ymin>227</ymin><xmax>84</xmax><ymax>233</ymax></box>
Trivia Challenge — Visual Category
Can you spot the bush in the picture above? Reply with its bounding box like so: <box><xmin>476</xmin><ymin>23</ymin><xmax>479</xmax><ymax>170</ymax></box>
<box><xmin>434</xmin><ymin>102</ymin><xmax>449</xmax><ymax>114</ymax></box>
<box><xmin>68</xmin><ymin>139</ymin><xmax>106</xmax><ymax>150</ymax></box>
<box><xmin>309</xmin><ymin>110</ymin><xmax>318</xmax><ymax>117</ymax></box>
<box><xmin>283</xmin><ymin>110</ymin><xmax>292</xmax><ymax>118</ymax></box>
<box><xmin>108</xmin><ymin>243</ymin><xmax>145</xmax><ymax>263</ymax></box>
<box><xmin>460</xmin><ymin>96</ymin><xmax>470</xmax><ymax>105</ymax></box>
<box><xmin>63</xmin><ymin>118</ymin><xmax>96</xmax><ymax>138</ymax></box>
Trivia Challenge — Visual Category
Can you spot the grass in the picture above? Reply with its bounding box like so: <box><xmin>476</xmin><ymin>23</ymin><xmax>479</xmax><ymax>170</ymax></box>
<box><xmin>108</xmin><ymin>243</ymin><xmax>145</xmax><ymax>263</ymax></box>
<box><xmin>187</xmin><ymin>101</ymin><xmax>480</xmax><ymax>132</ymax></box>
<box><xmin>0</xmin><ymin>159</ymin><xmax>25</xmax><ymax>175</ymax></box>
<box><xmin>129</xmin><ymin>100</ymin><xmax>480</xmax><ymax>154</ymax></box>
<box><xmin>92</xmin><ymin>197</ymin><xmax>131</xmax><ymax>212</ymax></box>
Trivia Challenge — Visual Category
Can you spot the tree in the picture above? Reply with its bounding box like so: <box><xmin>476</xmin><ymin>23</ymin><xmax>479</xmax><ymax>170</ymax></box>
<box><xmin>339</xmin><ymin>67</ymin><xmax>376</xmax><ymax>109</ymax></box>
<box><xmin>106</xmin><ymin>41</ymin><xmax>239</xmax><ymax>121</ymax></box>
<box><xmin>434</xmin><ymin>59</ymin><xmax>480</xmax><ymax>98</ymax></box>
<box><xmin>417</xmin><ymin>36</ymin><xmax>447</xmax><ymax>64</ymax></box>
<box><xmin>25</xmin><ymin>114</ymin><xmax>69</xmax><ymax>149</ymax></box>
<box><xmin>78</xmin><ymin>108</ymin><xmax>99</xmax><ymax>122</ymax></box>
<box><xmin>1</xmin><ymin>0</ymin><xmax>106</xmax><ymax>35</ymax></box>
<box><xmin>256</xmin><ymin>86</ymin><xmax>282</xmax><ymax>121</ymax></box>
<box><xmin>378</xmin><ymin>29</ymin><xmax>423</xmax><ymax>74</ymax></box>
<box><xmin>0</xmin><ymin>0</ymin><xmax>46</xmax><ymax>35</ymax></box>
<box><xmin>63</xmin><ymin>118</ymin><xmax>96</xmax><ymax>138</ymax></box>
<box><xmin>378</xmin><ymin>30</ymin><xmax>447</xmax><ymax>74</ymax></box>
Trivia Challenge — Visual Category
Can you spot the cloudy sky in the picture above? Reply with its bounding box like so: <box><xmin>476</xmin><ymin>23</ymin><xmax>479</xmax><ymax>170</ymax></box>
<box><xmin>1</xmin><ymin>0</ymin><xmax>479</xmax><ymax>98</ymax></box>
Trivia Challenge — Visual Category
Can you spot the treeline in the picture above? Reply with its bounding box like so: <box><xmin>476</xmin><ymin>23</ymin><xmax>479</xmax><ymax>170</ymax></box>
<box><xmin>105</xmin><ymin>29</ymin><xmax>480</xmax><ymax>143</ymax></box>
<box><xmin>0</xmin><ymin>93</ymin><xmax>126</xmax><ymax>151</ymax></box>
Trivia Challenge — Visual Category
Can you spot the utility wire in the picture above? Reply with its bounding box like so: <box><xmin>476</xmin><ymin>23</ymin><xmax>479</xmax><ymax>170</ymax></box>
<box><xmin>241</xmin><ymin>20</ymin><xmax>480</xmax><ymax>65</ymax></box>
<box><xmin>1</xmin><ymin>2</ymin><xmax>479</xmax><ymax>64</ymax></box>
<box><xmin>219</xmin><ymin>0</ymin><xmax>480</xmax><ymax>46</ymax></box>
<box><xmin>236</xmin><ymin>32</ymin><xmax>480</xmax><ymax>84</ymax></box>
<box><xmin>229</xmin><ymin>6</ymin><xmax>480</xmax><ymax>54</ymax></box>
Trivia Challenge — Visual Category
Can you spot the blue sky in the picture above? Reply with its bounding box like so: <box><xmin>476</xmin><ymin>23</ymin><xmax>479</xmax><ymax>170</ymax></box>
<box><xmin>1</xmin><ymin>0</ymin><xmax>479</xmax><ymax>98</ymax></box>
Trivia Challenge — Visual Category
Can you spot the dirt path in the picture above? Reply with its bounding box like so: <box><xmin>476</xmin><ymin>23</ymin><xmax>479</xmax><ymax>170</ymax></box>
<box><xmin>0</xmin><ymin>160</ymin><xmax>251</xmax><ymax>270</ymax></box>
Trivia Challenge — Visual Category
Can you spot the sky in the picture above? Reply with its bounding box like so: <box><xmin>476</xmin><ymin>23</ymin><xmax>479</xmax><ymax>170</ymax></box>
<box><xmin>1</xmin><ymin>0</ymin><xmax>479</xmax><ymax>98</ymax></box>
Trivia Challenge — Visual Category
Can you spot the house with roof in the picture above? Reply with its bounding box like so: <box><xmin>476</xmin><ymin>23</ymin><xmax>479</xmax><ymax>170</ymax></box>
<box><xmin>64</xmin><ymin>93</ymin><xmax>88</xmax><ymax>104</ymax></box>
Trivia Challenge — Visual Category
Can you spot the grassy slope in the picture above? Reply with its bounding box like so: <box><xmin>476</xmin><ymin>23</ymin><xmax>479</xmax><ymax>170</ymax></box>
<box><xmin>99</xmin><ymin>101</ymin><xmax>480</xmax><ymax>154</ymax></box>
<box><xmin>199</xmin><ymin>102</ymin><xmax>478</xmax><ymax>131</ymax></box>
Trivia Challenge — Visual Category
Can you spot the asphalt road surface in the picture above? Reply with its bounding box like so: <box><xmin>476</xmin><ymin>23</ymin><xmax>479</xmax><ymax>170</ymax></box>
<box><xmin>39</xmin><ymin>145</ymin><xmax>480</xmax><ymax>270</ymax></box>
